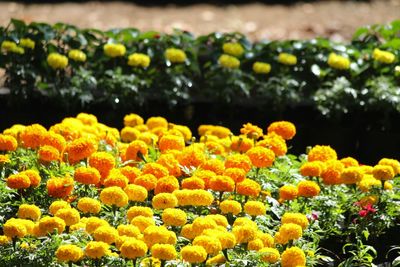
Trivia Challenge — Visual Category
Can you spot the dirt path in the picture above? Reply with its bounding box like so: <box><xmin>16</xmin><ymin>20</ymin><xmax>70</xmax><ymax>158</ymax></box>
<box><xmin>1</xmin><ymin>1</ymin><xmax>400</xmax><ymax>41</ymax></box>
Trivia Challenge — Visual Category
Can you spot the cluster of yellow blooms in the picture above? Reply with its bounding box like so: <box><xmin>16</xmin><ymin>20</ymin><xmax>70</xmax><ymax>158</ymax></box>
<box><xmin>0</xmin><ymin>113</ymin><xmax>398</xmax><ymax>266</ymax></box>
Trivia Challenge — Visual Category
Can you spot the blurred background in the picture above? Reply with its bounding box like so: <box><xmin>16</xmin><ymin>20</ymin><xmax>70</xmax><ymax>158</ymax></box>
<box><xmin>1</xmin><ymin>0</ymin><xmax>399</xmax><ymax>42</ymax></box>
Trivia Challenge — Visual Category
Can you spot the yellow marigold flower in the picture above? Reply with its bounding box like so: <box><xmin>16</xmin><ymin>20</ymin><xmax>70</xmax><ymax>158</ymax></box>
<box><xmin>49</xmin><ymin>200</ymin><xmax>71</xmax><ymax>215</ymax></box>
<box><xmin>39</xmin><ymin>216</ymin><xmax>65</xmax><ymax>234</ymax></box>
<box><xmin>103</xmin><ymin>170</ymin><xmax>129</xmax><ymax>188</ymax></box>
<box><xmin>279</xmin><ymin>184</ymin><xmax>298</xmax><ymax>201</ymax></box>
<box><xmin>340</xmin><ymin>157</ymin><xmax>359</xmax><ymax>167</ymax></box>
<box><xmin>225</xmin><ymin>154</ymin><xmax>252</xmax><ymax>172</ymax></box>
<box><xmin>223</xmin><ymin>167</ymin><xmax>246</xmax><ymax>183</ymax></box>
<box><xmin>47</xmin><ymin>176</ymin><xmax>74</xmax><ymax>198</ymax></box>
<box><xmin>341</xmin><ymin>166</ymin><xmax>364</xmax><ymax>184</ymax></box>
<box><xmin>231</xmin><ymin>135</ymin><xmax>254</xmax><ymax>153</ymax></box>
<box><xmin>247</xmin><ymin>238</ymin><xmax>263</xmax><ymax>251</ymax></box>
<box><xmin>70</xmin><ymin>222</ymin><xmax>85</xmax><ymax>232</ymax></box>
<box><xmin>172</xmin><ymin>124</ymin><xmax>192</xmax><ymax>142</ymax></box>
<box><xmin>3</xmin><ymin>125</ymin><xmax>25</xmax><ymax>139</ymax></box>
<box><xmin>85</xmin><ymin>241</ymin><xmax>110</xmax><ymax>259</ymax></box>
<box><xmin>373</xmin><ymin>48</ymin><xmax>395</xmax><ymax>64</ymax></box>
<box><xmin>116</xmin><ymin>225</ymin><xmax>139</xmax><ymax>238</ymax></box>
<box><xmin>240</xmin><ymin>123</ymin><xmax>263</xmax><ymax>139</ymax></box>
<box><xmin>359</xmin><ymin>195</ymin><xmax>379</xmax><ymax>206</ymax></box>
<box><xmin>38</xmin><ymin>145</ymin><xmax>60</xmax><ymax>162</ymax></box>
<box><xmin>206</xmin><ymin>214</ymin><xmax>228</xmax><ymax>228</ymax></box>
<box><xmin>278</xmin><ymin>53</ymin><xmax>297</xmax><ymax>65</ymax></box>
<box><xmin>121</xmin><ymin>127</ymin><xmax>141</xmax><ymax>143</ymax></box>
<box><xmin>236</xmin><ymin>178</ymin><xmax>261</xmax><ymax>197</ymax></box>
<box><xmin>74</xmin><ymin>166</ymin><xmax>101</xmax><ymax>185</ymax></box>
<box><xmin>233</xmin><ymin>225</ymin><xmax>257</xmax><ymax>244</ymax></box>
<box><xmin>125</xmin><ymin>140</ymin><xmax>148</xmax><ymax>162</ymax></box>
<box><xmin>131</xmin><ymin>216</ymin><xmax>155</xmax><ymax>232</ymax></box>
<box><xmin>281</xmin><ymin>246</ymin><xmax>306</xmax><ymax>267</ymax></box>
<box><xmin>0</xmin><ymin>154</ymin><xmax>10</xmax><ymax>164</ymax></box>
<box><xmin>182</xmin><ymin>177</ymin><xmax>205</xmax><ymax>190</ymax></box>
<box><xmin>220</xmin><ymin>200</ymin><xmax>242</xmax><ymax>215</ymax></box>
<box><xmin>124</xmin><ymin>184</ymin><xmax>148</xmax><ymax>202</ymax></box>
<box><xmin>282</xmin><ymin>213</ymin><xmax>309</xmax><ymax>229</ymax></box>
<box><xmin>328</xmin><ymin>52</ymin><xmax>351</xmax><ymax>70</ymax></box>
<box><xmin>89</xmin><ymin>152</ymin><xmax>115</xmax><ymax>178</ymax></box>
<box><xmin>3</xmin><ymin>218</ymin><xmax>28</xmax><ymax>238</ymax></box>
<box><xmin>246</xmin><ymin>146</ymin><xmax>275</xmax><ymax>168</ymax></box>
<box><xmin>178</xmin><ymin>145</ymin><xmax>206</xmax><ymax>169</ymax></box>
<box><xmin>55</xmin><ymin>244</ymin><xmax>83</xmax><ymax>262</ymax></box>
<box><xmin>300</xmin><ymin>161</ymin><xmax>324</xmax><ymax>177</ymax></box>
<box><xmin>0</xmin><ymin>134</ymin><xmax>18</xmax><ymax>151</ymax></box>
<box><xmin>143</xmin><ymin>225</ymin><xmax>171</xmax><ymax>248</ymax></box>
<box><xmin>152</xmin><ymin>193</ymin><xmax>178</xmax><ymax>210</ymax></box>
<box><xmin>128</xmin><ymin>52</ymin><xmax>150</xmax><ymax>68</ymax></box>
<box><xmin>47</xmin><ymin>53</ymin><xmax>68</xmax><ymax>69</ymax></box>
<box><xmin>165</xmin><ymin>48</ymin><xmax>187</xmax><ymax>63</ymax></box>
<box><xmin>154</xmin><ymin>175</ymin><xmax>179</xmax><ymax>195</ymax></box>
<box><xmin>257</xmin><ymin>232</ymin><xmax>274</xmax><ymax>248</ymax></box>
<box><xmin>55</xmin><ymin>208</ymin><xmax>80</xmax><ymax>226</ymax></box>
<box><xmin>120</xmin><ymin>166</ymin><xmax>142</xmax><ymax>183</ymax></box>
<box><xmin>372</xmin><ymin>165</ymin><xmax>395</xmax><ymax>180</ymax></box>
<box><xmin>210</xmin><ymin>175</ymin><xmax>235</xmax><ymax>192</ymax></box>
<box><xmin>200</xmin><ymin>158</ymin><xmax>225</xmax><ymax>175</ymax></box>
<box><xmin>6</xmin><ymin>173</ymin><xmax>31</xmax><ymax>189</ymax></box>
<box><xmin>20</xmin><ymin>169</ymin><xmax>41</xmax><ymax>188</ymax></box>
<box><xmin>68</xmin><ymin>49</ymin><xmax>86</xmax><ymax>62</ymax></box>
<box><xmin>206</xmin><ymin>254</ymin><xmax>226</xmax><ymax>265</ymax></box>
<box><xmin>85</xmin><ymin>217</ymin><xmax>109</xmax><ymax>234</ymax></box>
<box><xmin>162</xmin><ymin>208</ymin><xmax>187</xmax><ymax>226</ymax></box>
<box><xmin>358</xmin><ymin>175</ymin><xmax>381</xmax><ymax>192</ymax></box>
<box><xmin>384</xmin><ymin>181</ymin><xmax>393</xmax><ymax>191</ymax></box>
<box><xmin>76</xmin><ymin>112</ymin><xmax>97</xmax><ymax>125</ymax></box>
<box><xmin>151</xmin><ymin>244</ymin><xmax>176</xmax><ymax>261</ymax></box>
<box><xmin>17</xmin><ymin>204</ymin><xmax>41</xmax><ymax>221</ymax></box>
<box><xmin>180</xmin><ymin>224</ymin><xmax>195</xmax><ymax>239</ymax></box>
<box><xmin>181</xmin><ymin>245</ymin><xmax>207</xmax><ymax>263</ymax></box>
<box><xmin>142</xmin><ymin>162</ymin><xmax>169</xmax><ymax>179</ymax></box>
<box><xmin>20</xmin><ymin>124</ymin><xmax>47</xmax><ymax>149</ymax></box>
<box><xmin>297</xmin><ymin>180</ymin><xmax>320</xmax><ymax>197</ymax></box>
<box><xmin>173</xmin><ymin>189</ymin><xmax>214</xmax><ymax>206</ymax></box>
<box><xmin>1</xmin><ymin>40</ymin><xmax>17</xmax><ymax>52</ymax></box>
<box><xmin>93</xmin><ymin>225</ymin><xmax>118</xmax><ymax>244</ymax></box>
<box><xmin>100</xmin><ymin>186</ymin><xmax>129</xmax><ymax>207</ymax></box>
<box><xmin>134</xmin><ymin>174</ymin><xmax>158</xmax><ymax>191</ymax></box>
<box><xmin>193</xmin><ymin>235</ymin><xmax>222</xmax><ymax>255</ymax></box>
<box><xmin>308</xmin><ymin>145</ymin><xmax>337</xmax><ymax>162</ymax></box>
<box><xmin>222</xmin><ymin>42</ymin><xmax>244</xmax><ymax>57</ymax></box>
<box><xmin>65</xmin><ymin>137</ymin><xmax>98</xmax><ymax>164</ymax></box>
<box><xmin>104</xmin><ymin>43</ymin><xmax>126</xmax><ymax>58</ymax></box>
<box><xmin>203</xmin><ymin>229</ymin><xmax>235</xmax><ymax>249</ymax></box>
<box><xmin>259</xmin><ymin>247</ymin><xmax>280</xmax><ymax>263</ymax></box>
<box><xmin>192</xmin><ymin>169</ymin><xmax>215</xmax><ymax>189</ymax></box>
<box><xmin>244</xmin><ymin>201</ymin><xmax>266</xmax><ymax>216</ymax></box>
<box><xmin>124</xmin><ymin>113</ymin><xmax>144</xmax><ymax>127</ymax></box>
<box><xmin>321</xmin><ymin>160</ymin><xmax>344</xmax><ymax>185</ymax></box>
<box><xmin>0</xmin><ymin>235</ymin><xmax>10</xmax><ymax>245</ymax></box>
<box><xmin>158</xmin><ymin>134</ymin><xmax>185</xmax><ymax>152</ymax></box>
<box><xmin>252</xmin><ymin>61</ymin><xmax>272</xmax><ymax>74</ymax></box>
<box><xmin>218</xmin><ymin>54</ymin><xmax>240</xmax><ymax>69</ymax></box>
<box><xmin>20</xmin><ymin>38</ymin><xmax>35</xmax><ymax>49</ymax></box>
<box><xmin>77</xmin><ymin>197</ymin><xmax>101</xmax><ymax>214</ymax></box>
<box><xmin>191</xmin><ymin>217</ymin><xmax>218</xmax><ymax>237</ymax></box>
<box><xmin>41</xmin><ymin>132</ymin><xmax>66</xmax><ymax>153</ymax></box>
<box><xmin>378</xmin><ymin>158</ymin><xmax>400</xmax><ymax>175</ymax></box>
<box><xmin>279</xmin><ymin>223</ymin><xmax>302</xmax><ymax>242</ymax></box>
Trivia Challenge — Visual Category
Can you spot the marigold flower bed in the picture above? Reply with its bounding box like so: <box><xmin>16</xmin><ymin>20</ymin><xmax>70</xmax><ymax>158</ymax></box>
<box><xmin>0</xmin><ymin>113</ymin><xmax>399</xmax><ymax>266</ymax></box>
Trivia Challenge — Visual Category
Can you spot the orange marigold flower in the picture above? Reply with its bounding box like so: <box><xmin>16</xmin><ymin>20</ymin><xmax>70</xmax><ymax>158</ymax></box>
<box><xmin>74</xmin><ymin>166</ymin><xmax>101</xmax><ymax>185</ymax></box>
<box><xmin>120</xmin><ymin>127</ymin><xmax>141</xmax><ymax>143</ymax></box>
<box><xmin>230</xmin><ymin>135</ymin><xmax>254</xmax><ymax>153</ymax></box>
<box><xmin>155</xmin><ymin>176</ymin><xmax>180</xmax><ymax>194</ymax></box>
<box><xmin>173</xmin><ymin>189</ymin><xmax>214</xmax><ymax>206</ymax></box>
<box><xmin>378</xmin><ymin>158</ymin><xmax>400</xmax><ymax>175</ymax></box>
<box><xmin>124</xmin><ymin>184</ymin><xmax>148</xmax><ymax>202</ymax></box>
<box><xmin>89</xmin><ymin>152</ymin><xmax>115</xmax><ymax>178</ymax></box>
<box><xmin>0</xmin><ymin>134</ymin><xmax>18</xmax><ymax>151</ymax></box>
<box><xmin>340</xmin><ymin>157</ymin><xmax>359</xmax><ymax>167</ymax></box>
<box><xmin>223</xmin><ymin>168</ymin><xmax>246</xmax><ymax>183</ymax></box>
<box><xmin>49</xmin><ymin>200</ymin><xmax>71</xmax><ymax>215</ymax></box>
<box><xmin>41</xmin><ymin>132</ymin><xmax>66</xmax><ymax>153</ymax></box>
<box><xmin>6</xmin><ymin>173</ymin><xmax>31</xmax><ymax>189</ymax></box>
<box><xmin>210</xmin><ymin>175</ymin><xmax>235</xmax><ymax>192</ymax></box>
<box><xmin>220</xmin><ymin>200</ymin><xmax>242</xmax><ymax>215</ymax></box>
<box><xmin>200</xmin><ymin>158</ymin><xmax>225</xmax><ymax>175</ymax></box>
<box><xmin>173</xmin><ymin>125</ymin><xmax>192</xmax><ymax>142</ymax></box>
<box><xmin>307</xmin><ymin>145</ymin><xmax>337</xmax><ymax>162</ymax></box>
<box><xmin>138</xmin><ymin>132</ymin><xmax>158</xmax><ymax>145</ymax></box>
<box><xmin>152</xmin><ymin>193</ymin><xmax>178</xmax><ymax>210</ymax></box>
<box><xmin>103</xmin><ymin>170</ymin><xmax>129</xmax><ymax>188</ymax></box>
<box><xmin>257</xmin><ymin>133</ymin><xmax>287</xmax><ymax>157</ymax></box>
<box><xmin>21</xmin><ymin>169</ymin><xmax>41</xmax><ymax>187</ymax></box>
<box><xmin>120</xmin><ymin>166</ymin><xmax>142</xmax><ymax>183</ymax></box>
<box><xmin>38</xmin><ymin>145</ymin><xmax>60</xmax><ymax>162</ymax></box>
<box><xmin>0</xmin><ymin>154</ymin><xmax>10</xmax><ymax>164</ymax></box>
<box><xmin>182</xmin><ymin>177</ymin><xmax>205</xmax><ymax>190</ymax></box>
<box><xmin>65</xmin><ymin>137</ymin><xmax>98</xmax><ymax>164</ymax></box>
<box><xmin>127</xmin><ymin>207</ymin><xmax>153</xmax><ymax>221</ymax></box>
<box><xmin>240</xmin><ymin>123</ymin><xmax>263</xmax><ymax>139</ymax></box>
<box><xmin>236</xmin><ymin>179</ymin><xmax>261</xmax><ymax>197</ymax></box>
<box><xmin>20</xmin><ymin>124</ymin><xmax>47</xmax><ymax>149</ymax></box>
<box><xmin>300</xmin><ymin>161</ymin><xmax>324</xmax><ymax>177</ymax></box>
<box><xmin>47</xmin><ymin>176</ymin><xmax>74</xmax><ymax>198</ymax></box>
<box><xmin>156</xmin><ymin>153</ymin><xmax>182</xmax><ymax>177</ymax></box>
<box><xmin>279</xmin><ymin>184</ymin><xmax>298</xmax><ymax>201</ymax></box>
<box><xmin>225</xmin><ymin>154</ymin><xmax>252</xmax><ymax>172</ymax></box>
<box><xmin>267</xmin><ymin>121</ymin><xmax>296</xmax><ymax>140</ymax></box>
<box><xmin>209</xmin><ymin>126</ymin><xmax>232</xmax><ymax>138</ymax></box>
<box><xmin>146</xmin><ymin>116</ymin><xmax>168</xmax><ymax>130</ymax></box>
<box><xmin>192</xmin><ymin>169</ymin><xmax>216</xmax><ymax>189</ymax></box>
<box><xmin>205</xmin><ymin>141</ymin><xmax>225</xmax><ymax>155</ymax></box>
<box><xmin>341</xmin><ymin>167</ymin><xmax>364</xmax><ymax>184</ymax></box>
<box><xmin>321</xmin><ymin>160</ymin><xmax>344</xmax><ymax>185</ymax></box>
<box><xmin>246</xmin><ymin>146</ymin><xmax>275</xmax><ymax>168</ymax></box>
<box><xmin>134</xmin><ymin>174</ymin><xmax>158</xmax><ymax>191</ymax></box>
<box><xmin>142</xmin><ymin>162</ymin><xmax>169</xmax><ymax>179</ymax></box>
<box><xmin>124</xmin><ymin>113</ymin><xmax>144</xmax><ymax>127</ymax></box>
<box><xmin>178</xmin><ymin>146</ymin><xmax>206</xmax><ymax>168</ymax></box>
<box><xmin>297</xmin><ymin>180</ymin><xmax>320</xmax><ymax>197</ymax></box>
<box><xmin>99</xmin><ymin>186</ymin><xmax>129</xmax><ymax>207</ymax></box>
<box><xmin>125</xmin><ymin>140</ymin><xmax>148</xmax><ymax>162</ymax></box>
<box><xmin>372</xmin><ymin>165</ymin><xmax>395</xmax><ymax>180</ymax></box>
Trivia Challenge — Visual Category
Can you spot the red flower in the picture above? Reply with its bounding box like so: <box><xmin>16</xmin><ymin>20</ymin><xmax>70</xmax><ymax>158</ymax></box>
<box><xmin>358</xmin><ymin>203</ymin><xmax>377</xmax><ymax>217</ymax></box>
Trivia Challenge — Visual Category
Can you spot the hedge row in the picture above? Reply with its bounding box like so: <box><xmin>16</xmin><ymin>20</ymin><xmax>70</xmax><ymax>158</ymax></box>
<box><xmin>1</xmin><ymin>19</ymin><xmax>400</xmax><ymax>118</ymax></box>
